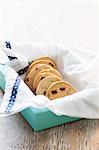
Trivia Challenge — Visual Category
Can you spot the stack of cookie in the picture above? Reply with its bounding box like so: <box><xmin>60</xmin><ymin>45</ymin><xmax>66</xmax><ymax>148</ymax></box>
<box><xmin>25</xmin><ymin>56</ymin><xmax>76</xmax><ymax>100</ymax></box>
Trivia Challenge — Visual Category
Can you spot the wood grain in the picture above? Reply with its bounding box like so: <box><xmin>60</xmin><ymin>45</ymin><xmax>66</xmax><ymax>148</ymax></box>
<box><xmin>0</xmin><ymin>114</ymin><xmax>99</xmax><ymax>150</ymax></box>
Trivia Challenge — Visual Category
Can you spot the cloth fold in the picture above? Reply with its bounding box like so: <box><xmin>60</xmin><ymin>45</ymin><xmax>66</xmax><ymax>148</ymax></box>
<box><xmin>0</xmin><ymin>41</ymin><xmax>99</xmax><ymax>118</ymax></box>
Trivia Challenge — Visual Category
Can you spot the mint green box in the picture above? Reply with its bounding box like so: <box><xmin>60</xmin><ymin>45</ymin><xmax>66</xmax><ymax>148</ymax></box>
<box><xmin>0</xmin><ymin>69</ymin><xmax>80</xmax><ymax>131</ymax></box>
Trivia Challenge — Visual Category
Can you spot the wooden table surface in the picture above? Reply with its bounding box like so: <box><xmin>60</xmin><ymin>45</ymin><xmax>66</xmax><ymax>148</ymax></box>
<box><xmin>0</xmin><ymin>114</ymin><xmax>99</xmax><ymax>150</ymax></box>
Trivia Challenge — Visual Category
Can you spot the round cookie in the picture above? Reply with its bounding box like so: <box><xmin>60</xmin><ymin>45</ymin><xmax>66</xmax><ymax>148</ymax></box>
<box><xmin>33</xmin><ymin>72</ymin><xmax>57</xmax><ymax>92</ymax></box>
<box><xmin>36</xmin><ymin>76</ymin><xmax>61</xmax><ymax>95</ymax></box>
<box><xmin>27</xmin><ymin>59</ymin><xmax>56</xmax><ymax>74</ymax></box>
<box><xmin>46</xmin><ymin>81</ymin><xmax>76</xmax><ymax>100</ymax></box>
<box><xmin>35</xmin><ymin>56</ymin><xmax>56</xmax><ymax>65</ymax></box>
<box><xmin>25</xmin><ymin>64</ymin><xmax>52</xmax><ymax>90</ymax></box>
<box><xmin>34</xmin><ymin>68</ymin><xmax>62</xmax><ymax>80</ymax></box>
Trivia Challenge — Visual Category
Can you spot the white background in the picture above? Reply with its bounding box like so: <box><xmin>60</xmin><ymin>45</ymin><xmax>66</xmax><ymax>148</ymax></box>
<box><xmin>0</xmin><ymin>1</ymin><xmax>98</xmax><ymax>53</ymax></box>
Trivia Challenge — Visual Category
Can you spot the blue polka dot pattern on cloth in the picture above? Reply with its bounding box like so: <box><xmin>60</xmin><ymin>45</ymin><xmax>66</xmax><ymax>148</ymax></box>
<box><xmin>17</xmin><ymin>61</ymin><xmax>33</xmax><ymax>76</ymax></box>
<box><xmin>8</xmin><ymin>56</ymin><xmax>18</xmax><ymax>61</ymax></box>
<box><xmin>5</xmin><ymin>41</ymin><xmax>11</xmax><ymax>49</ymax></box>
<box><xmin>5</xmin><ymin>76</ymin><xmax>21</xmax><ymax>113</ymax></box>
<box><xmin>17</xmin><ymin>66</ymin><xmax>28</xmax><ymax>76</ymax></box>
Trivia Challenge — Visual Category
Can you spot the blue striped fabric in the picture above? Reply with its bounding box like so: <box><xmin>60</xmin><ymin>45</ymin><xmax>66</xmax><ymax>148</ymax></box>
<box><xmin>5</xmin><ymin>76</ymin><xmax>21</xmax><ymax>113</ymax></box>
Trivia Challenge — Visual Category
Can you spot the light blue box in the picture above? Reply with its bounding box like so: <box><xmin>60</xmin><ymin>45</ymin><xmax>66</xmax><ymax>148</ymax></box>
<box><xmin>0</xmin><ymin>67</ymin><xmax>80</xmax><ymax>131</ymax></box>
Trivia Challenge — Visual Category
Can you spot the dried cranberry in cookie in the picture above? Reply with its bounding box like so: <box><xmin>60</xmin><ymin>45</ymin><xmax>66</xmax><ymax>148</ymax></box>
<box><xmin>25</xmin><ymin>64</ymin><xmax>52</xmax><ymax>90</ymax></box>
<box><xmin>27</xmin><ymin>59</ymin><xmax>56</xmax><ymax>74</ymax></box>
<box><xmin>36</xmin><ymin>76</ymin><xmax>61</xmax><ymax>95</ymax></box>
<box><xmin>33</xmin><ymin>72</ymin><xmax>56</xmax><ymax>92</ymax></box>
<box><xmin>46</xmin><ymin>81</ymin><xmax>76</xmax><ymax>100</ymax></box>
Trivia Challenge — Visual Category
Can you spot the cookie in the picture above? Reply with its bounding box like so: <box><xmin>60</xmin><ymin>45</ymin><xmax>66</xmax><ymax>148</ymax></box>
<box><xmin>35</xmin><ymin>56</ymin><xmax>56</xmax><ymax>65</ymax></box>
<box><xmin>34</xmin><ymin>68</ymin><xmax>62</xmax><ymax>80</ymax></box>
<box><xmin>36</xmin><ymin>76</ymin><xmax>61</xmax><ymax>95</ymax></box>
<box><xmin>27</xmin><ymin>59</ymin><xmax>57</xmax><ymax>74</ymax></box>
<box><xmin>33</xmin><ymin>72</ymin><xmax>57</xmax><ymax>92</ymax></box>
<box><xmin>46</xmin><ymin>81</ymin><xmax>76</xmax><ymax>100</ymax></box>
<box><xmin>25</xmin><ymin>64</ymin><xmax>52</xmax><ymax>90</ymax></box>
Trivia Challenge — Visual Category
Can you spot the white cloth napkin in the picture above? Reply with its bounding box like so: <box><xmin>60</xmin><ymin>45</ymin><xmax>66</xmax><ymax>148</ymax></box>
<box><xmin>0</xmin><ymin>41</ymin><xmax>99</xmax><ymax>118</ymax></box>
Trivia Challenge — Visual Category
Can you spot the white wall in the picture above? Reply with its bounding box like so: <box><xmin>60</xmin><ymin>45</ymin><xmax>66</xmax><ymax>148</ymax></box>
<box><xmin>0</xmin><ymin>1</ymin><xmax>97</xmax><ymax>52</ymax></box>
